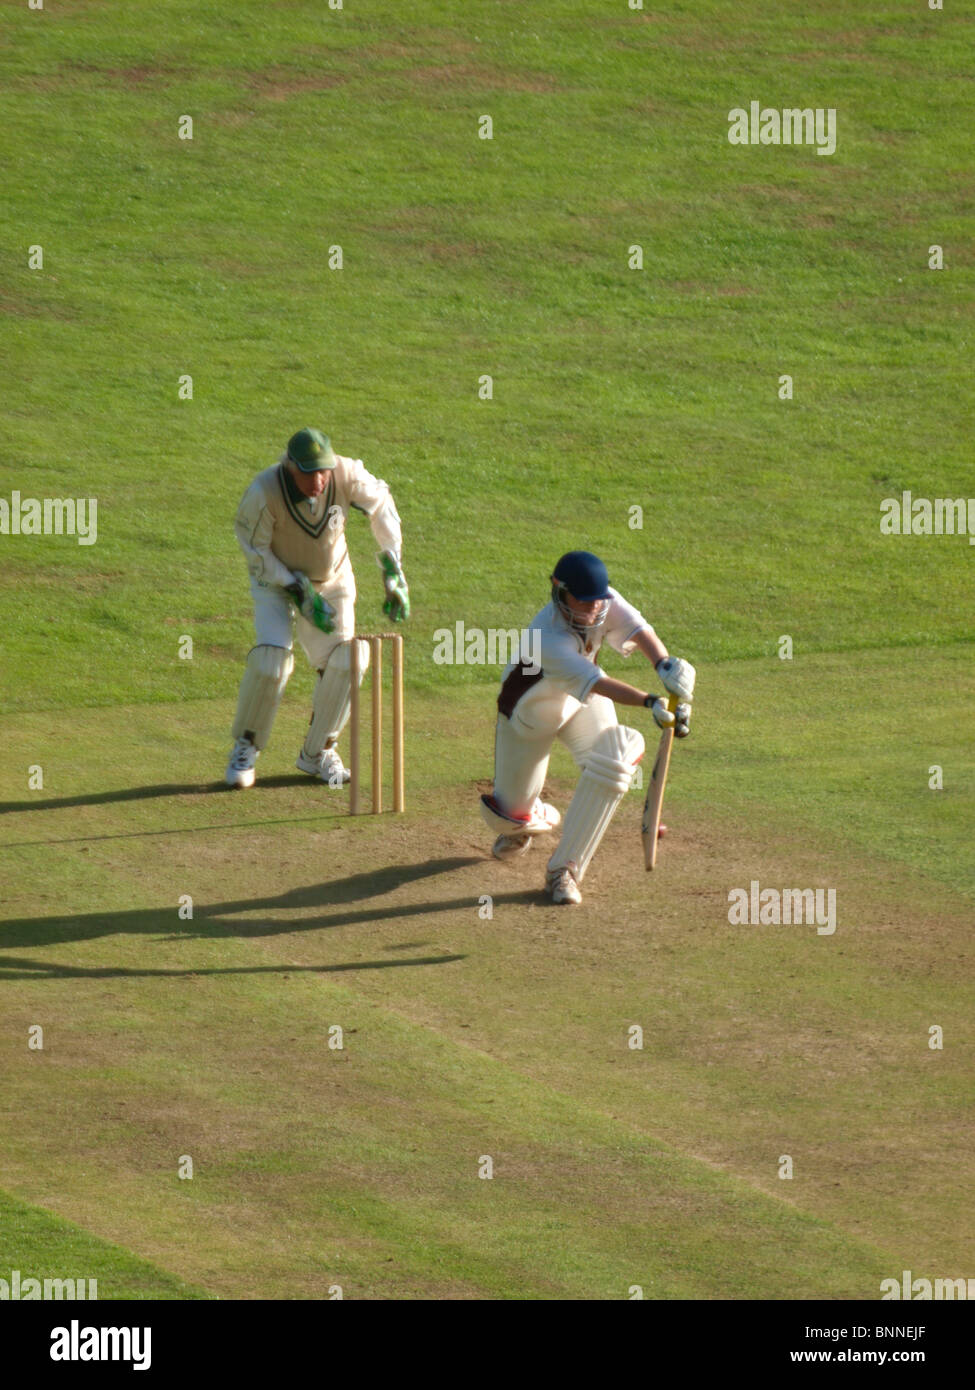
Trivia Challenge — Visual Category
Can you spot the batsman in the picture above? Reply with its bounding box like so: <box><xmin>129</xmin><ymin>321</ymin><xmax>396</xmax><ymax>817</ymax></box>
<box><xmin>225</xmin><ymin>428</ymin><xmax>409</xmax><ymax>788</ymax></box>
<box><xmin>480</xmin><ymin>551</ymin><xmax>695</xmax><ymax>904</ymax></box>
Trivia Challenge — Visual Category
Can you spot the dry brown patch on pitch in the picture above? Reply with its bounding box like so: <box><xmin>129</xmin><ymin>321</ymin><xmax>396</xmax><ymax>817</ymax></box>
<box><xmin>59</xmin><ymin>569</ymin><xmax>128</xmax><ymax>594</ymax></box>
<box><xmin>369</xmin><ymin>207</ymin><xmax>489</xmax><ymax>266</ymax></box>
<box><xmin>868</xmin><ymin>129</ymin><xmax>920</xmax><ymax>147</ymax></box>
<box><xmin>737</xmin><ymin>183</ymin><xmax>812</xmax><ymax>204</ymax></box>
<box><xmin>665</xmin><ymin>280</ymin><xmax>756</xmax><ymax>298</ymax></box>
<box><xmin>196</xmin><ymin>256</ymin><xmax>270</xmax><ymax>279</ymax></box>
<box><xmin>161</xmin><ymin>613</ymin><xmax>235</xmax><ymax>625</ymax></box>
<box><xmin>735</xmin><ymin>181</ymin><xmax>866</xmax><ymax>229</ymax></box>
<box><xmin>349</xmin><ymin>35</ymin><xmax>481</xmax><ymax>64</ymax></box>
<box><xmin>335</xmin><ymin>35</ymin><xmax>559</xmax><ymax>94</ymax></box>
<box><xmin>593</xmin><ymin>13</ymin><xmax>657</xmax><ymax>28</ymax></box>
<box><xmin>0</xmin><ymin>288</ymin><xmax>75</xmax><ymax>319</ymax></box>
<box><xmin>58</xmin><ymin>60</ymin><xmax>192</xmax><ymax>88</ymax></box>
<box><xmin>0</xmin><ymin>565</ymin><xmax>122</xmax><ymax>591</ymax></box>
<box><xmin>809</xmin><ymin>25</ymin><xmax>921</xmax><ymax>46</ymax></box>
<box><xmin>406</xmin><ymin>64</ymin><xmax>561</xmax><ymax>94</ymax></box>
<box><xmin>208</xmin><ymin>110</ymin><xmax>257</xmax><ymax>129</ymax></box>
<box><xmin>0</xmin><ymin>290</ymin><xmax>46</xmax><ymax>318</ymax></box>
<box><xmin>426</xmin><ymin>241</ymin><xmax>489</xmax><ymax>265</ymax></box>
<box><xmin>244</xmin><ymin>68</ymin><xmax>348</xmax><ymax>101</ymax></box>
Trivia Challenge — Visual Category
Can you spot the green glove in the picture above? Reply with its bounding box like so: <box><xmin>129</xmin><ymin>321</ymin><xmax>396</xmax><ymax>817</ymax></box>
<box><xmin>379</xmin><ymin>550</ymin><xmax>410</xmax><ymax>623</ymax></box>
<box><xmin>286</xmin><ymin>573</ymin><xmax>335</xmax><ymax>634</ymax></box>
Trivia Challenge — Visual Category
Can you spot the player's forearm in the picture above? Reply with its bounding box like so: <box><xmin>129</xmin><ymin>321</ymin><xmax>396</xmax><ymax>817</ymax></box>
<box><xmin>240</xmin><ymin>543</ymin><xmax>296</xmax><ymax>590</ymax></box>
<box><xmin>591</xmin><ymin>675</ymin><xmax>656</xmax><ymax>707</ymax></box>
<box><xmin>369</xmin><ymin>495</ymin><xmax>402</xmax><ymax>564</ymax></box>
<box><xmin>352</xmin><ymin>461</ymin><xmax>402</xmax><ymax>562</ymax></box>
<box><xmin>634</xmin><ymin>626</ymin><xmax>668</xmax><ymax>666</ymax></box>
<box><xmin>235</xmin><ymin>511</ymin><xmax>296</xmax><ymax>590</ymax></box>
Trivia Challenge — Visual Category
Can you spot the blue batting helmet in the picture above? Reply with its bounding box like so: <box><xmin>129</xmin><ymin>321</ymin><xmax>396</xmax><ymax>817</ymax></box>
<box><xmin>551</xmin><ymin>551</ymin><xmax>611</xmax><ymax>601</ymax></box>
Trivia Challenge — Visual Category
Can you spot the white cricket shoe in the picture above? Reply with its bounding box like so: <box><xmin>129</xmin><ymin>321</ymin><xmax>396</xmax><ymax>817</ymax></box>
<box><xmin>226</xmin><ymin>737</ymin><xmax>259</xmax><ymax>789</ymax></box>
<box><xmin>491</xmin><ymin>800</ymin><xmax>560</xmax><ymax>860</ymax></box>
<box><xmin>296</xmin><ymin>746</ymin><xmax>351</xmax><ymax>786</ymax></box>
<box><xmin>546</xmin><ymin>863</ymin><xmax>582</xmax><ymax>905</ymax></box>
<box><xmin>492</xmin><ymin>832</ymin><xmax>533</xmax><ymax>861</ymax></box>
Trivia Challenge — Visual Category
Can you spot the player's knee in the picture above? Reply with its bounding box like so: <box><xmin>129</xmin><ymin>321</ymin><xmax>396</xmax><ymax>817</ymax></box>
<box><xmin>234</xmin><ymin>645</ymin><xmax>294</xmax><ymax>748</ymax></box>
<box><xmin>583</xmin><ymin>724</ymin><xmax>644</xmax><ymax>791</ymax></box>
<box><xmin>247</xmin><ymin>644</ymin><xmax>294</xmax><ymax>681</ymax></box>
<box><xmin>592</xmin><ymin>723</ymin><xmax>644</xmax><ymax>765</ymax></box>
<box><xmin>326</xmin><ymin>638</ymin><xmax>370</xmax><ymax>676</ymax></box>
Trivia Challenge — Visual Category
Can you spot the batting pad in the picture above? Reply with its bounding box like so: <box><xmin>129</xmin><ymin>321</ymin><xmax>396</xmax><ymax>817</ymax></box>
<box><xmin>301</xmin><ymin>638</ymin><xmax>369</xmax><ymax>758</ymax></box>
<box><xmin>547</xmin><ymin>724</ymin><xmax>644</xmax><ymax>882</ymax></box>
<box><xmin>232</xmin><ymin>644</ymin><xmax>294</xmax><ymax>749</ymax></box>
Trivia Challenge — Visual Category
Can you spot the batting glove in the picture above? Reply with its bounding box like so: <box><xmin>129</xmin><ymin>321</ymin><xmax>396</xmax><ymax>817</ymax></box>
<box><xmin>643</xmin><ymin>694</ymin><xmax>676</xmax><ymax>730</ymax></box>
<box><xmin>286</xmin><ymin>572</ymin><xmax>335</xmax><ymax>634</ymax></box>
<box><xmin>674</xmin><ymin>702</ymin><xmax>692</xmax><ymax>739</ymax></box>
<box><xmin>656</xmin><ymin>656</ymin><xmax>696</xmax><ymax>703</ymax></box>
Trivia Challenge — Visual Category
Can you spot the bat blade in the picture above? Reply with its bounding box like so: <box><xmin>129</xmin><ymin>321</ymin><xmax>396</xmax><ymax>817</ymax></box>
<box><xmin>641</xmin><ymin>697</ymin><xmax>678</xmax><ymax>871</ymax></box>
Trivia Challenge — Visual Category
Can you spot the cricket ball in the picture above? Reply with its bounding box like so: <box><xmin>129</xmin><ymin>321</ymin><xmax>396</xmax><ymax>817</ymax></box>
<box><xmin>657</xmin><ymin>824</ymin><xmax>667</xmax><ymax>839</ymax></box>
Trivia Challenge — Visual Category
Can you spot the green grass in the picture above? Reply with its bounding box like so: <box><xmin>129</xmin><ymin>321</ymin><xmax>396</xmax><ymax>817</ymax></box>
<box><xmin>1</xmin><ymin>0</ymin><xmax>972</xmax><ymax>1298</ymax></box>
<box><xmin>2</xmin><ymin>0</ymin><xmax>972</xmax><ymax>709</ymax></box>
<box><xmin>0</xmin><ymin>684</ymin><xmax>970</xmax><ymax>1296</ymax></box>
<box><xmin>0</xmin><ymin>1188</ymin><xmax>208</xmax><ymax>1299</ymax></box>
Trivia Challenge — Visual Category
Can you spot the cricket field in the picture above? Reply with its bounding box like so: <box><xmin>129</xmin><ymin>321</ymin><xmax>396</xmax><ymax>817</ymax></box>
<box><xmin>1</xmin><ymin>0</ymin><xmax>972</xmax><ymax>1303</ymax></box>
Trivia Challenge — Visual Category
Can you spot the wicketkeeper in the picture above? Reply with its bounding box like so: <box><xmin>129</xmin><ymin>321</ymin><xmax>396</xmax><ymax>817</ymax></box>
<box><xmin>480</xmin><ymin>551</ymin><xmax>695</xmax><ymax>904</ymax></box>
<box><xmin>225</xmin><ymin>428</ymin><xmax>409</xmax><ymax>789</ymax></box>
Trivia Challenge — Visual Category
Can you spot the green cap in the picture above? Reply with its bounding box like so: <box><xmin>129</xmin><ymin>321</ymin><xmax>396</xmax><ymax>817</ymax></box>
<box><xmin>286</xmin><ymin>428</ymin><xmax>337</xmax><ymax>473</ymax></box>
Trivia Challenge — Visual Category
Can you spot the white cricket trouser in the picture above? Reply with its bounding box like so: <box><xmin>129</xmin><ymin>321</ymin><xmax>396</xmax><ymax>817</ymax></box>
<box><xmin>492</xmin><ymin>688</ymin><xmax>619</xmax><ymax>817</ymax></box>
<box><xmin>250</xmin><ymin>576</ymin><xmax>355</xmax><ymax>670</ymax></box>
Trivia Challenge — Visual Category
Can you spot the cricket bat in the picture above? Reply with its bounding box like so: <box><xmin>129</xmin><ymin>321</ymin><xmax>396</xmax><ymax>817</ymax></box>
<box><xmin>641</xmin><ymin>697</ymin><xmax>678</xmax><ymax>871</ymax></box>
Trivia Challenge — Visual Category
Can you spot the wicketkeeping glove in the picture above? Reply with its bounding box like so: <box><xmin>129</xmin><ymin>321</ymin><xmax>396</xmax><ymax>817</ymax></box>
<box><xmin>286</xmin><ymin>572</ymin><xmax>335</xmax><ymax>634</ymax></box>
<box><xmin>378</xmin><ymin>550</ymin><xmax>410</xmax><ymax>623</ymax></box>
